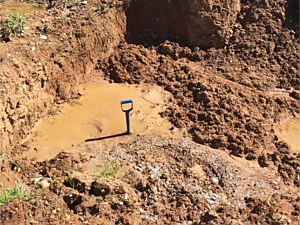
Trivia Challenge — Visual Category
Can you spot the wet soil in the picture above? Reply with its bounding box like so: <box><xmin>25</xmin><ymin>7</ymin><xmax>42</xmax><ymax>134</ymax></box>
<box><xmin>275</xmin><ymin>116</ymin><xmax>300</xmax><ymax>154</ymax></box>
<box><xmin>0</xmin><ymin>0</ymin><xmax>300</xmax><ymax>224</ymax></box>
<box><xmin>22</xmin><ymin>80</ymin><xmax>178</xmax><ymax>161</ymax></box>
<box><xmin>101</xmin><ymin>41</ymin><xmax>300</xmax><ymax>185</ymax></box>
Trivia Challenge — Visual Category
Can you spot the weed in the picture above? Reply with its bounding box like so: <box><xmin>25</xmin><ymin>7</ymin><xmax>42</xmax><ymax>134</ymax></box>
<box><xmin>91</xmin><ymin>165</ymin><xmax>102</xmax><ymax>180</ymax></box>
<box><xmin>0</xmin><ymin>153</ymin><xmax>9</xmax><ymax>170</ymax></box>
<box><xmin>68</xmin><ymin>179</ymin><xmax>77</xmax><ymax>189</ymax></box>
<box><xmin>62</xmin><ymin>169</ymin><xmax>73</xmax><ymax>178</ymax></box>
<box><xmin>34</xmin><ymin>186</ymin><xmax>46</xmax><ymax>196</ymax></box>
<box><xmin>96</xmin><ymin>1</ymin><xmax>114</xmax><ymax>15</ymax></box>
<box><xmin>0</xmin><ymin>183</ymin><xmax>32</xmax><ymax>205</ymax></box>
<box><xmin>102</xmin><ymin>160</ymin><xmax>120</xmax><ymax>179</ymax></box>
<box><xmin>6</xmin><ymin>14</ymin><xmax>26</xmax><ymax>35</ymax></box>
<box><xmin>66</xmin><ymin>0</ymin><xmax>80</xmax><ymax>7</ymax></box>
<box><xmin>150</xmin><ymin>167</ymin><xmax>162</xmax><ymax>180</ymax></box>
<box><xmin>0</xmin><ymin>153</ymin><xmax>8</xmax><ymax>163</ymax></box>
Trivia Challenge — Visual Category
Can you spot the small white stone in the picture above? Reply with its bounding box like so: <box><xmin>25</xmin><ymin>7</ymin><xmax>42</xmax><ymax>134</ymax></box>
<box><xmin>33</xmin><ymin>176</ymin><xmax>43</xmax><ymax>184</ymax></box>
<box><xmin>38</xmin><ymin>179</ymin><xmax>50</xmax><ymax>189</ymax></box>
<box><xmin>150</xmin><ymin>186</ymin><xmax>157</xmax><ymax>192</ymax></box>
<box><xmin>211</xmin><ymin>177</ymin><xmax>219</xmax><ymax>184</ymax></box>
<box><xmin>135</xmin><ymin>165</ymin><xmax>143</xmax><ymax>172</ymax></box>
<box><xmin>40</xmin><ymin>35</ymin><xmax>48</xmax><ymax>40</ymax></box>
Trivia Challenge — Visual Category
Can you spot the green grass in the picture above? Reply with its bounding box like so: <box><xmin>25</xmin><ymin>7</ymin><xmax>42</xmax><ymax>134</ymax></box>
<box><xmin>91</xmin><ymin>164</ymin><xmax>101</xmax><ymax>180</ymax></box>
<box><xmin>102</xmin><ymin>160</ymin><xmax>120</xmax><ymax>179</ymax></box>
<box><xmin>6</xmin><ymin>14</ymin><xmax>26</xmax><ymax>35</ymax></box>
<box><xmin>0</xmin><ymin>184</ymin><xmax>32</xmax><ymax>205</ymax></box>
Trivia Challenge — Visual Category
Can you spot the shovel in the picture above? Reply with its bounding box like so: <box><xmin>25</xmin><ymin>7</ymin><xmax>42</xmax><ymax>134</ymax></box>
<box><xmin>121</xmin><ymin>99</ymin><xmax>133</xmax><ymax>135</ymax></box>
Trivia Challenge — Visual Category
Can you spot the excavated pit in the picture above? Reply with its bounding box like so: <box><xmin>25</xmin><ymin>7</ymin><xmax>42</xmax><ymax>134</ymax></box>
<box><xmin>125</xmin><ymin>0</ymin><xmax>189</xmax><ymax>46</ymax></box>
<box><xmin>1</xmin><ymin>0</ymin><xmax>300</xmax><ymax>224</ymax></box>
<box><xmin>21</xmin><ymin>81</ymin><xmax>180</xmax><ymax>162</ymax></box>
<box><xmin>0</xmin><ymin>0</ymin><xmax>242</xmax><ymax>153</ymax></box>
<box><xmin>285</xmin><ymin>0</ymin><xmax>299</xmax><ymax>35</ymax></box>
<box><xmin>125</xmin><ymin>0</ymin><xmax>241</xmax><ymax>48</ymax></box>
<box><xmin>0</xmin><ymin>3</ymin><xmax>126</xmax><ymax>153</ymax></box>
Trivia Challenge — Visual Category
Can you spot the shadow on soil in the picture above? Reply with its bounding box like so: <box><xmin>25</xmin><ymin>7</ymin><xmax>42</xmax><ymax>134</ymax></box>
<box><xmin>84</xmin><ymin>132</ymin><xmax>128</xmax><ymax>142</ymax></box>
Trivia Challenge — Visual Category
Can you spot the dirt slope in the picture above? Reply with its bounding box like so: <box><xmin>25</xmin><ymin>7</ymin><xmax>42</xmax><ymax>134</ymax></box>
<box><xmin>1</xmin><ymin>135</ymin><xmax>299</xmax><ymax>224</ymax></box>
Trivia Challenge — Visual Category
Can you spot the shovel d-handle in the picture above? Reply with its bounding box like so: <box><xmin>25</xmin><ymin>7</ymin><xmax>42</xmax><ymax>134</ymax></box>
<box><xmin>121</xmin><ymin>99</ymin><xmax>133</xmax><ymax>112</ymax></box>
<box><xmin>120</xmin><ymin>99</ymin><xmax>133</xmax><ymax>135</ymax></box>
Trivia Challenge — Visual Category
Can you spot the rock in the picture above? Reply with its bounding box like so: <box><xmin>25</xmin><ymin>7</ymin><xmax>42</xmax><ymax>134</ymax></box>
<box><xmin>33</xmin><ymin>176</ymin><xmax>43</xmax><ymax>184</ymax></box>
<box><xmin>134</xmin><ymin>164</ymin><xmax>143</xmax><ymax>172</ymax></box>
<box><xmin>271</xmin><ymin>212</ymin><xmax>283</xmax><ymax>221</ymax></box>
<box><xmin>40</xmin><ymin>35</ymin><xmax>48</xmax><ymax>40</ymax></box>
<box><xmin>11</xmin><ymin>162</ymin><xmax>21</xmax><ymax>172</ymax></box>
<box><xmin>33</xmin><ymin>176</ymin><xmax>51</xmax><ymax>189</ymax></box>
<box><xmin>211</xmin><ymin>177</ymin><xmax>219</xmax><ymax>184</ymax></box>
<box><xmin>39</xmin><ymin>179</ymin><xmax>50</xmax><ymax>189</ymax></box>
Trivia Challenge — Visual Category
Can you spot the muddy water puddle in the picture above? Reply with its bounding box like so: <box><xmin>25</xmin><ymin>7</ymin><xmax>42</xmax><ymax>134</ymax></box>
<box><xmin>23</xmin><ymin>81</ymin><xmax>179</xmax><ymax>161</ymax></box>
<box><xmin>275</xmin><ymin>115</ymin><xmax>300</xmax><ymax>154</ymax></box>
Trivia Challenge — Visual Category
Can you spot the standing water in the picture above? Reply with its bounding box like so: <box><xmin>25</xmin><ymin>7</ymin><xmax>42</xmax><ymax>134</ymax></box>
<box><xmin>23</xmin><ymin>81</ymin><xmax>179</xmax><ymax>161</ymax></box>
<box><xmin>275</xmin><ymin>115</ymin><xmax>300</xmax><ymax>154</ymax></box>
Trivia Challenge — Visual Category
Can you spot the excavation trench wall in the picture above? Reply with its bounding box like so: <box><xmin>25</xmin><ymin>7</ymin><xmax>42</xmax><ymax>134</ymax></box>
<box><xmin>0</xmin><ymin>0</ymin><xmax>240</xmax><ymax>153</ymax></box>
<box><xmin>126</xmin><ymin>0</ymin><xmax>240</xmax><ymax>48</ymax></box>
<box><xmin>0</xmin><ymin>3</ymin><xmax>126</xmax><ymax>153</ymax></box>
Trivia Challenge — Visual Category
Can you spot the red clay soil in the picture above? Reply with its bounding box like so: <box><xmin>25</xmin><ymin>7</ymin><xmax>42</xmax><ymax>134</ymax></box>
<box><xmin>0</xmin><ymin>0</ymin><xmax>300</xmax><ymax>224</ymax></box>
<box><xmin>1</xmin><ymin>135</ymin><xmax>300</xmax><ymax>224</ymax></box>
<box><xmin>0</xmin><ymin>0</ymin><xmax>126</xmax><ymax>151</ymax></box>
<box><xmin>101</xmin><ymin>0</ymin><xmax>300</xmax><ymax>186</ymax></box>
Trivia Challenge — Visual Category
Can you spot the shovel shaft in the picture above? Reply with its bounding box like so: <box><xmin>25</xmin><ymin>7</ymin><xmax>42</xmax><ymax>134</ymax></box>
<box><xmin>125</xmin><ymin>111</ymin><xmax>131</xmax><ymax>135</ymax></box>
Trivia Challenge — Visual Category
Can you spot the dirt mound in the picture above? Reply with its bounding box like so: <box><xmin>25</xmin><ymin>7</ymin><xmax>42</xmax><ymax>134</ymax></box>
<box><xmin>100</xmin><ymin>0</ymin><xmax>300</xmax><ymax>185</ymax></box>
<box><xmin>101</xmin><ymin>41</ymin><xmax>300</xmax><ymax>184</ymax></box>
<box><xmin>125</xmin><ymin>0</ymin><xmax>240</xmax><ymax>48</ymax></box>
<box><xmin>232</xmin><ymin>0</ymin><xmax>299</xmax><ymax>90</ymax></box>
<box><xmin>1</xmin><ymin>135</ymin><xmax>299</xmax><ymax>224</ymax></box>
